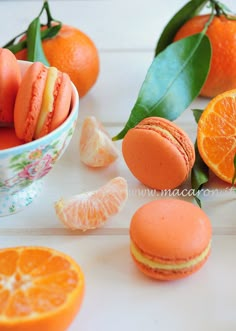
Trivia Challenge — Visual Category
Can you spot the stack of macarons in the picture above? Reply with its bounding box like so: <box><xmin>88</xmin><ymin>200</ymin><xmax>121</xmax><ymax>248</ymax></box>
<box><xmin>122</xmin><ymin>116</ymin><xmax>195</xmax><ymax>190</ymax></box>
<box><xmin>0</xmin><ymin>48</ymin><xmax>72</xmax><ymax>149</ymax></box>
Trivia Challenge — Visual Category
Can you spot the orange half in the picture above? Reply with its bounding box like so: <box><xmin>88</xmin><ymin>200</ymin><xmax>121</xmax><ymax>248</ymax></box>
<box><xmin>0</xmin><ymin>246</ymin><xmax>84</xmax><ymax>331</ymax></box>
<box><xmin>197</xmin><ymin>89</ymin><xmax>236</xmax><ymax>184</ymax></box>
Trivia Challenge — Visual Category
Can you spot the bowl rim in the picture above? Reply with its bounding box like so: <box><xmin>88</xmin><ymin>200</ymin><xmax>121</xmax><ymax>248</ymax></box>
<box><xmin>0</xmin><ymin>61</ymin><xmax>79</xmax><ymax>157</ymax></box>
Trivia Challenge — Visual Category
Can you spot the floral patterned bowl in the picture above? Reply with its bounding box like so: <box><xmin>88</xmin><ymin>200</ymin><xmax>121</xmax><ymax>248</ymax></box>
<box><xmin>0</xmin><ymin>61</ymin><xmax>79</xmax><ymax>216</ymax></box>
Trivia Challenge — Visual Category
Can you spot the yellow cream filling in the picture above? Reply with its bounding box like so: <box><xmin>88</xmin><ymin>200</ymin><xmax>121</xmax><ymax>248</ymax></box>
<box><xmin>34</xmin><ymin>67</ymin><xmax>58</xmax><ymax>138</ymax></box>
<box><xmin>130</xmin><ymin>240</ymin><xmax>211</xmax><ymax>271</ymax></box>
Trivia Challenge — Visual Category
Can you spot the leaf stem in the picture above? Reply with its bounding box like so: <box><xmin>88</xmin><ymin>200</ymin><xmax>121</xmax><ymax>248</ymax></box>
<box><xmin>2</xmin><ymin>0</ymin><xmax>62</xmax><ymax>56</ymax></box>
<box><xmin>201</xmin><ymin>4</ymin><xmax>215</xmax><ymax>34</ymax></box>
<box><xmin>209</xmin><ymin>0</ymin><xmax>236</xmax><ymax>20</ymax></box>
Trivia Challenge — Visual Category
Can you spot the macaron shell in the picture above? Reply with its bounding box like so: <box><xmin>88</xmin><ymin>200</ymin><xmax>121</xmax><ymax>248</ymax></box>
<box><xmin>14</xmin><ymin>62</ymin><xmax>48</xmax><ymax>142</ymax></box>
<box><xmin>132</xmin><ymin>251</ymin><xmax>210</xmax><ymax>281</ymax></box>
<box><xmin>122</xmin><ymin>127</ymin><xmax>189</xmax><ymax>190</ymax></box>
<box><xmin>137</xmin><ymin>117</ymin><xmax>195</xmax><ymax>172</ymax></box>
<box><xmin>0</xmin><ymin>48</ymin><xmax>21</xmax><ymax>123</ymax></box>
<box><xmin>35</xmin><ymin>71</ymin><xmax>72</xmax><ymax>139</ymax></box>
<box><xmin>130</xmin><ymin>199</ymin><xmax>212</xmax><ymax>261</ymax></box>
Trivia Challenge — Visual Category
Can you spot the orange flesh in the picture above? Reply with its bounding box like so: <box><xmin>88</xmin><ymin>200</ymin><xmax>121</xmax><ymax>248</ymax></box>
<box><xmin>198</xmin><ymin>93</ymin><xmax>236</xmax><ymax>183</ymax></box>
<box><xmin>0</xmin><ymin>247</ymin><xmax>83</xmax><ymax>320</ymax></box>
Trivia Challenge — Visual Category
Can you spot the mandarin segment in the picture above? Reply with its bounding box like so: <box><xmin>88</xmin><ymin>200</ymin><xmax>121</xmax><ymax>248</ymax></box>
<box><xmin>199</xmin><ymin>111</ymin><xmax>235</xmax><ymax>136</ymax></box>
<box><xmin>6</xmin><ymin>290</ymin><xmax>32</xmax><ymax>317</ymax></box>
<box><xmin>201</xmin><ymin>137</ymin><xmax>235</xmax><ymax>164</ymax></box>
<box><xmin>29</xmin><ymin>287</ymin><xmax>66</xmax><ymax>312</ymax></box>
<box><xmin>79</xmin><ymin>116</ymin><xmax>119</xmax><ymax>167</ymax></box>
<box><xmin>0</xmin><ymin>290</ymin><xmax>10</xmax><ymax>314</ymax></box>
<box><xmin>0</xmin><ymin>250</ymin><xmax>19</xmax><ymax>276</ymax></box>
<box><xmin>214</xmin><ymin>97</ymin><xmax>236</xmax><ymax>128</ymax></box>
<box><xmin>30</xmin><ymin>255</ymin><xmax>71</xmax><ymax>277</ymax></box>
<box><xmin>55</xmin><ymin>176</ymin><xmax>128</xmax><ymax>230</ymax></box>
<box><xmin>19</xmin><ymin>248</ymin><xmax>51</xmax><ymax>274</ymax></box>
<box><xmin>34</xmin><ymin>270</ymin><xmax>78</xmax><ymax>293</ymax></box>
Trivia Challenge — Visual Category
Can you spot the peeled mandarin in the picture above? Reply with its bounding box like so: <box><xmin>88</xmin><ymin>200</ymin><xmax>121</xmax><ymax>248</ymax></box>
<box><xmin>54</xmin><ymin>177</ymin><xmax>128</xmax><ymax>231</ymax></box>
<box><xmin>79</xmin><ymin>116</ymin><xmax>119</xmax><ymax>167</ymax></box>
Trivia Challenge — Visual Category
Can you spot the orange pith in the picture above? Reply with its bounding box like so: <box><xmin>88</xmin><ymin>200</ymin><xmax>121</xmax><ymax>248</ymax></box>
<box><xmin>15</xmin><ymin>25</ymin><xmax>99</xmax><ymax>98</ymax></box>
<box><xmin>197</xmin><ymin>90</ymin><xmax>236</xmax><ymax>184</ymax></box>
<box><xmin>174</xmin><ymin>14</ymin><xmax>236</xmax><ymax>98</ymax></box>
<box><xmin>0</xmin><ymin>246</ymin><xmax>84</xmax><ymax>331</ymax></box>
<box><xmin>55</xmin><ymin>177</ymin><xmax>128</xmax><ymax>231</ymax></box>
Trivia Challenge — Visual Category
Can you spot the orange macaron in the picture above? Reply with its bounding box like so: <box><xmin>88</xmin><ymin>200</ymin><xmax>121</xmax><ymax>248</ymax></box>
<box><xmin>130</xmin><ymin>199</ymin><xmax>212</xmax><ymax>281</ymax></box>
<box><xmin>14</xmin><ymin>62</ymin><xmax>72</xmax><ymax>142</ymax></box>
<box><xmin>0</xmin><ymin>48</ymin><xmax>21</xmax><ymax>124</ymax></box>
<box><xmin>122</xmin><ymin>117</ymin><xmax>195</xmax><ymax>190</ymax></box>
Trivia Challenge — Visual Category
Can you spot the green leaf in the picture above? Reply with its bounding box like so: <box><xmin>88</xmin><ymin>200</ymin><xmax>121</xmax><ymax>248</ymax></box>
<box><xmin>113</xmin><ymin>33</ymin><xmax>211</xmax><ymax>140</ymax></box>
<box><xmin>26</xmin><ymin>17</ymin><xmax>49</xmax><ymax>65</ymax></box>
<box><xmin>232</xmin><ymin>154</ymin><xmax>236</xmax><ymax>185</ymax></box>
<box><xmin>192</xmin><ymin>108</ymin><xmax>204</xmax><ymax>123</ymax></box>
<box><xmin>155</xmin><ymin>0</ymin><xmax>209</xmax><ymax>56</ymax></box>
<box><xmin>191</xmin><ymin>143</ymin><xmax>209</xmax><ymax>207</ymax></box>
<box><xmin>5</xmin><ymin>25</ymin><xmax>61</xmax><ymax>54</ymax></box>
<box><xmin>191</xmin><ymin>108</ymin><xmax>209</xmax><ymax>207</ymax></box>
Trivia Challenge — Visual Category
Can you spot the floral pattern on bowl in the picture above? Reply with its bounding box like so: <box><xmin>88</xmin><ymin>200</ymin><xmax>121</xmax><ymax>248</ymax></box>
<box><xmin>0</xmin><ymin>126</ymin><xmax>74</xmax><ymax>195</ymax></box>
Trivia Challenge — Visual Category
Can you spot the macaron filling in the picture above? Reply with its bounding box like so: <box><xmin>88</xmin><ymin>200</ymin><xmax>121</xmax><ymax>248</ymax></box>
<box><xmin>34</xmin><ymin>66</ymin><xmax>60</xmax><ymax>139</ymax></box>
<box><xmin>130</xmin><ymin>240</ymin><xmax>211</xmax><ymax>272</ymax></box>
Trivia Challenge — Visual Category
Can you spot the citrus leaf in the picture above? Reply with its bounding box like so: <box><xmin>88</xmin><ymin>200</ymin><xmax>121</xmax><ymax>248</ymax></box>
<box><xmin>191</xmin><ymin>143</ymin><xmax>209</xmax><ymax>207</ymax></box>
<box><xmin>191</xmin><ymin>108</ymin><xmax>209</xmax><ymax>207</ymax></box>
<box><xmin>113</xmin><ymin>33</ymin><xmax>211</xmax><ymax>140</ymax></box>
<box><xmin>192</xmin><ymin>108</ymin><xmax>204</xmax><ymax>123</ymax></box>
<box><xmin>155</xmin><ymin>0</ymin><xmax>208</xmax><ymax>55</ymax></box>
<box><xmin>5</xmin><ymin>25</ymin><xmax>61</xmax><ymax>54</ymax></box>
<box><xmin>26</xmin><ymin>17</ymin><xmax>49</xmax><ymax>65</ymax></box>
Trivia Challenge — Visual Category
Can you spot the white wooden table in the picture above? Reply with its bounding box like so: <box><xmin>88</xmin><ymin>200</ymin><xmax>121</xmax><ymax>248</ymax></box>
<box><xmin>0</xmin><ymin>1</ymin><xmax>236</xmax><ymax>330</ymax></box>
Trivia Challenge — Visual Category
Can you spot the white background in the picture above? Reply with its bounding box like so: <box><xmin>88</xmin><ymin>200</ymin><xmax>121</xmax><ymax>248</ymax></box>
<box><xmin>0</xmin><ymin>1</ymin><xmax>236</xmax><ymax>330</ymax></box>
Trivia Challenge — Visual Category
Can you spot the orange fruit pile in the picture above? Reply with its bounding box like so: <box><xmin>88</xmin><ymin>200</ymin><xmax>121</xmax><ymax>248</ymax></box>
<box><xmin>197</xmin><ymin>89</ymin><xmax>236</xmax><ymax>184</ymax></box>
<box><xmin>79</xmin><ymin>116</ymin><xmax>119</xmax><ymax>168</ymax></box>
<box><xmin>174</xmin><ymin>14</ymin><xmax>236</xmax><ymax>98</ymax></box>
<box><xmin>15</xmin><ymin>25</ymin><xmax>99</xmax><ymax>98</ymax></box>
<box><xmin>0</xmin><ymin>246</ymin><xmax>84</xmax><ymax>331</ymax></box>
<box><xmin>55</xmin><ymin>177</ymin><xmax>128</xmax><ymax>231</ymax></box>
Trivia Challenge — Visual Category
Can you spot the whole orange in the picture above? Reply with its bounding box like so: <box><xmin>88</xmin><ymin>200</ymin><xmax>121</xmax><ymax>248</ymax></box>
<box><xmin>174</xmin><ymin>14</ymin><xmax>236</xmax><ymax>98</ymax></box>
<box><xmin>16</xmin><ymin>25</ymin><xmax>99</xmax><ymax>98</ymax></box>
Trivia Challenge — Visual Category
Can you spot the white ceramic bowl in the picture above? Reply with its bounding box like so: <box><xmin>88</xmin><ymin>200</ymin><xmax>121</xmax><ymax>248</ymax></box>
<box><xmin>0</xmin><ymin>61</ymin><xmax>79</xmax><ymax>216</ymax></box>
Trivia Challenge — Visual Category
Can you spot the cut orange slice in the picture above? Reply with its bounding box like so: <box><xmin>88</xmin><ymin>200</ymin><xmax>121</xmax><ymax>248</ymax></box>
<box><xmin>79</xmin><ymin>116</ymin><xmax>119</xmax><ymax>167</ymax></box>
<box><xmin>0</xmin><ymin>246</ymin><xmax>84</xmax><ymax>331</ymax></box>
<box><xmin>197</xmin><ymin>89</ymin><xmax>236</xmax><ymax>184</ymax></box>
<box><xmin>55</xmin><ymin>177</ymin><xmax>128</xmax><ymax>230</ymax></box>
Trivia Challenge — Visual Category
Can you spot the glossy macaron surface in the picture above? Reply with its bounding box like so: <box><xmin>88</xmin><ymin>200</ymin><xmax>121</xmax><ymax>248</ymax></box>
<box><xmin>122</xmin><ymin>117</ymin><xmax>195</xmax><ymax>190</ymax></box>
<box><xmin>130</xmin><ymin>199</ymin><xmax>212</xmax><ymax>280</ymax></box>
